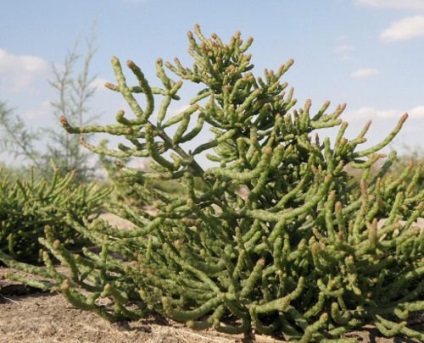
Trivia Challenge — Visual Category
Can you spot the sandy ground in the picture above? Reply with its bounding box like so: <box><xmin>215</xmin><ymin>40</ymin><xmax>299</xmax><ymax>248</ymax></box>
<box><xmin>1</xmin><ymin>214</ymin><xmax>423</xmax><ymax>342</ymax></box>
<box><xmin>0</xmin><ymin>285</ymin><xmax>244</xmax><ymax>343</ymax></box>
<box><xmin>1</xmin><ymin>279</ymin><xmax>421</xmax><ymax>343</ymax></box>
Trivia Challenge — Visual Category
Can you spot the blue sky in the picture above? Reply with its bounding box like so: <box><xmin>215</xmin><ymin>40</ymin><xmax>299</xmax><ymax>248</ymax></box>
<box><xmin>1</xmin><ymin>0</ymin><xmax>424</xmax><ymax>166</ymax></box>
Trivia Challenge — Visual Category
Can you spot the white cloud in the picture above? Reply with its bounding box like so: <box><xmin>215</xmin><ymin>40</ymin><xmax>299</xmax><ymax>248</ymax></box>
<box><xmin>351</xmin><ymin>68</ymin><xmax>379</xmax><ymax>78</ymax></box>
<box><xmin>0</xmin><ymin>49</ymin><xmax>49</xmax><ymax>91</ymax></box>
<box><xmin>90</xmin><ymin>77</ymin><xmax>110</xmax><ymax>91</ymax></box>
<box><xmin>409</xmin><ymin>105</ymin><xmax>424</xmax><ymax>118</ymax></box>
<box><xmin>334</xmin><ymin>43</ymin><xmax>355</xmax><ymax>54</ymax></box>
<box><xmin>356</xmin><ymin>0</ymin><xmax>424</xmax><ymax>10</ymax></box>
<box><xmin>344</xmin><ymin>105</ymin><xmax>424</xmax><ymax>120</ymax></box>
<box><xmin>333</xmin><ymin>43</ymin><xmax>355</xmax><ymax>60</ymax></box>
<box><xmin>345</xmin><ymin>107</ymin><xmax>400</xmax><ymax>120</ymax></box>
<box><xmin>333</xmin><ymin>35</ymin><xmax>356</xmax><ymax>60</ymax></box>
<box><xmin>380</xmin><ymin>16</ymin><xmax>424</xmax><ymax>42</ymax></box>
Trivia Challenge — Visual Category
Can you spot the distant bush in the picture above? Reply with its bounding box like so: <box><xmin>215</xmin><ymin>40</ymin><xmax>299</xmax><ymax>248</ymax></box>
<box><xmin>0</xmin><ymin>165</ymin><xmax>110</xmax><ymax>263</ymax></box>
<box><xmin>391</xmin><ymin>148</ymin><xmax>424</xmax><ymax>188</ymax></box>
<box><xmin>100</xmin><ymin>152</ymin><xmax>209</xmax><ymax>208</ymax></box>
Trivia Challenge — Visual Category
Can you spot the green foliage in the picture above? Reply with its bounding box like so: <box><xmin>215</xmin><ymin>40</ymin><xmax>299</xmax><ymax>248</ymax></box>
<box><xmin>46</xmin><ymin>28</ymin><xmax>99</xmax><ymax>183</ymax></box>
<box><xmin>0</xmin><ymin>165</ymin><xmax>110</xmax><ymax>262</ymax></box>
<box><xmin>391</xmin><ymin>148</ymin><xmax>424</xmax><ymax>189</ymax></box>
<box><xmin>99</xmin><ymin>152</ymin><xmax>210</xmax><ymax>207</ymax></box>
<box><xmin>0</xmin><ymin>27</ymin><xmax>99</xmax><ymax>182</ymax></box>
<box><xmin>0</xmin><ymin>101</ymin><xmax>41</xmax><ymax>169</ymax></box>
<box><xmin>1</xmin><ymin>26</ymin><xmax>424</xmax><ymax>342</ymax></box>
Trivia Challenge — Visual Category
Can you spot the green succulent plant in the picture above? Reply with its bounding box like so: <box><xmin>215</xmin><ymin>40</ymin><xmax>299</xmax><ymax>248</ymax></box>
<box><xmin>1</xmin><ymin>26</ymin><xmax>423</xmax><ymax>342</ymax></box>
<box><xmin>0</xmin><ymin>166</ymin><xmax>110</xmax><ymax>262</ymax></box>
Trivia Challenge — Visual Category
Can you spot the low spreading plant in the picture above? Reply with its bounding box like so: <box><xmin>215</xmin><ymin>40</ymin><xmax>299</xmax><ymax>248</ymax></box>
<box><xmin>0</xmin><ymin>165</ymin><xmax>110</xmax><ymax>263</ymax></box>
<box><xmin>1</xmin><ymin>26</ymin><xmax>423</xmax><ymax>342</ymax></box>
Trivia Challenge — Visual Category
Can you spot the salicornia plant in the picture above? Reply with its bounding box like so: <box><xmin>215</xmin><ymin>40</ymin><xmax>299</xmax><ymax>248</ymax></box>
<box><xmin>0</xmin><ymin>165</ymin><xmax>110</xmax><ymax>263</ymax></box>
<box><xmin>2</xmin><ymin>25</ymin><xmax>423</xmax><ymax>342</ymax></box>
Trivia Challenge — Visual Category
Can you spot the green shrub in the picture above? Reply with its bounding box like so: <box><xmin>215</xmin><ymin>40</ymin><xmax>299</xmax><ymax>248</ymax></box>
<box><xmin>99</xmin><ymin>153</ymin><xmax>187</xmax><ymax>207</ymax></box>
<box><xmin>0</xmin><ymin>165</ymin><xmax>110</xmax><ymax>262</ymax></box>
<box><xmin>391</xmin><ymin>148</ymin><xmax>424</xmax><ymax>189</ymax></box>
<box><xmin>99</xmin><ymin>151</ymin><xmax>211</xmax><ymax>208</ymax></box>
<box><xmin>1</xmin><ymin>26</ymin><xmax>423</xmax><ymax>342</ymax></box>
